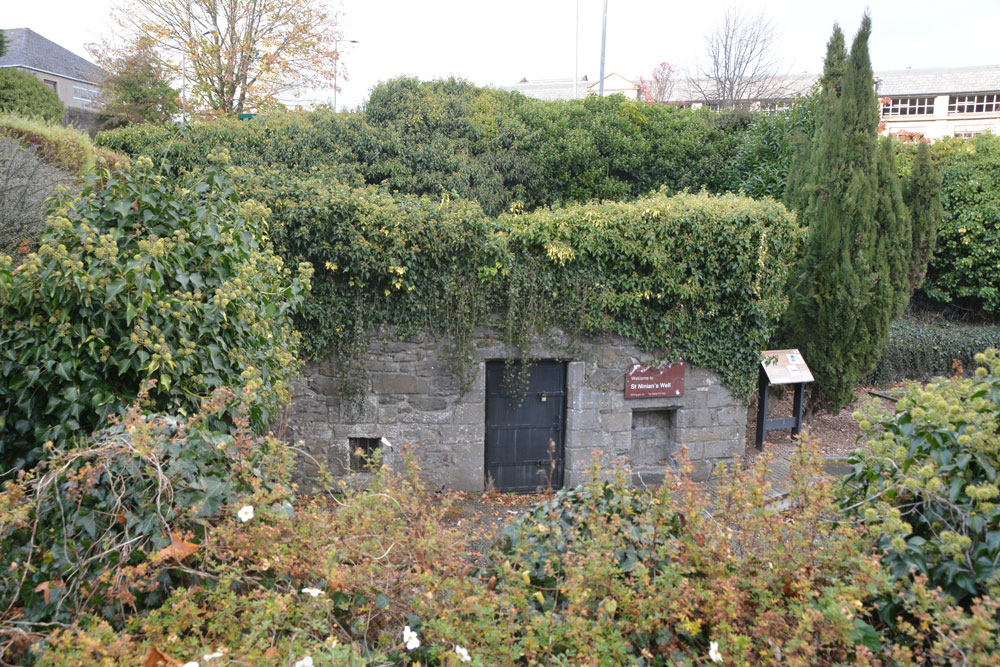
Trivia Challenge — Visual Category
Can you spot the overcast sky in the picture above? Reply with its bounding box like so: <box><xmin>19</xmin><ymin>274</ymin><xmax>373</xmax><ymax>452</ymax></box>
<box><xmin>6</xmin><ymin>0</ymin><xmax>1000</xmax><ymax>110</ymax></box>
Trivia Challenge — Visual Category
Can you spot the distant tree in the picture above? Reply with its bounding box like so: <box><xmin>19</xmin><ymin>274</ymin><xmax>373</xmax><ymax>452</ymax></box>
<box><xmin>638</xmin><ymin>62</ymin><xmax>676</xmax><ymax>104</ymax></box>
<box><xmin>903</xmin><ymin>141</ymin><xmax>942</xmax><ymax>293</ymax></box>
<box><xmin>0</xmin><ymin>69</ymin><xmax>64</xmax><ymax>123</ymax></box>
<box><xmin>0</xmin><ymin>30</ymin><xmax>7</xmax><ymax>58</ymax></box>
<box><xmin>103</xmin><ymin>0</ymin><xmax>344</xmax><ymax>115</ymax></box>
<box><xmin>688</xmin><ymin>8</ymin><xmax>789</xmax><ymax>110</ymax></box>
<box><xmin>91</xmin><ymin>36</ymin><xmax>180</xmax><ymax>128</ymax></box>
<box><xmin>782</xmin><ymin>15</ymin><xmax>898</xmax><ymax>412</ymax></box>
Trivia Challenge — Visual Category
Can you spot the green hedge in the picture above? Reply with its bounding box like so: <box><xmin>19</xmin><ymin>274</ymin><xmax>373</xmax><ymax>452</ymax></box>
<box><xmin>251</xmin><ymin>168</ymin><xmax>801</xmax><ymax>398</ymax></box>
<box><xmin>864</xmin><ymin>318</ymin><xmax>1000</xmax><ymax>385</ymax></box>
<box><xmin>0</xmin><ymin>68</ymin><xmax>64</xmax><ymax>123</ymax></box>
<box><xmin>96</xmin><ymin>78</ymin><xmax>746</xmax><ymax>216</ymax></box>
<box><xmin>922</xmin><ymin>134</ymin><xmax>1000</xmax><ymax>313</ymax></box>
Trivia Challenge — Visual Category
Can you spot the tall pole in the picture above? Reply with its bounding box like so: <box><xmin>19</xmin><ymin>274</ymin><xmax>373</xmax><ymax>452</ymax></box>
<box><xmin>598</xmin><ymin>0</ymin><xmax>608</xmax><ymax>96</ymax></box>
<box><xmin>181</xmin><ymin>0</ymin><xmax>190</xmax><ymax>122</ymax></box>
<box><xmin>573</xmin><ymin>0</ymin><xmax>578</xmax><ymax>98</ymax></box>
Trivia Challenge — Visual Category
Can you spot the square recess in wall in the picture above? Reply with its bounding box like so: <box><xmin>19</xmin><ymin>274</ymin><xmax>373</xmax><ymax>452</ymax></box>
<box><xmin>349</xmin><ymin>437</ymin><xmax>382</xmax><ymax>472</ymax></box>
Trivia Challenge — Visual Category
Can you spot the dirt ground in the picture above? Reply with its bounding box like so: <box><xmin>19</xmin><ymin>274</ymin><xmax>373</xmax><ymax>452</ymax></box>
<box><xmin>743</xmin><ymin>385</ymin><xmax>900</xmax><ymax>465</ymax></box>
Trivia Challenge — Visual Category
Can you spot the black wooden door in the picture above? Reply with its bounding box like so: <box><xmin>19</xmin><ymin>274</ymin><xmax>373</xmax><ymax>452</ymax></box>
<box><xmin>485</xmin><ymin>361</ymin><xmax>565</xmax><ymax>493</ymax></box>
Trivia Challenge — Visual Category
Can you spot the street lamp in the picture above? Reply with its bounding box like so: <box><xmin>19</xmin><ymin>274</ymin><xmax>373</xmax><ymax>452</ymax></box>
<box><xmin>333</xmin><ymin>38</ymin><xmax>359</xmax><ymax>111</ymax></box>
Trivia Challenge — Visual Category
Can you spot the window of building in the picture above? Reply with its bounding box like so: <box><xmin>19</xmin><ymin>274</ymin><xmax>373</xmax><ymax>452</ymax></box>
<box><xmin>349</xmin><ymin>436</ymin><xmax>383</xmax><ymax>472</ymax></box>
<box><xmin>949</xmin><ymin>93</ymin><xmax>1000</xmax><ymax>114</ymax></box>
<box><xmin>880</xmin><ymin>96</ymin><xmax>934</xmax><ymax>117</ymax></box>
<box><xmin>42</xmin><ymin>79</ymin><xmax>57</xmax><ymax>93</ymax></box>
<box><xmin>954</xmin><ymin>130</ymin><xmax>985</xmax><ymax>138</ymax></box>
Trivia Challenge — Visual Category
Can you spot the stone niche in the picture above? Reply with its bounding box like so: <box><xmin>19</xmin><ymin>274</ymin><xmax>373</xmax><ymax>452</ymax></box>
<box><xmin>286</xmin><ymin>327</ymin><xmax>748</xmax><ymax>492</ymax></box>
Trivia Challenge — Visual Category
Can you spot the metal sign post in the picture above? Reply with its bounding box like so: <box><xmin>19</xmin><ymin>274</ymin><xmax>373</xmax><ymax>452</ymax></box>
<box><xmin>755</xmin><ymin>349</ymin><xmax>813</xmax><ymax>450</ymax></box>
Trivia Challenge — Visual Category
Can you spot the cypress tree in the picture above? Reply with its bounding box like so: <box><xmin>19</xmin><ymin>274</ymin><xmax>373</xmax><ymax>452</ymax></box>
<box><xmin>784</xmin><ymin>26</ymin><xmax>846</xmax><ymax>215</ymax></box>
<box><xmin>783</xmin><ymin>15</ymin><xmax>897</xmax><ymax>411</ymax></box>
<box><xmin>875</xmin><ymin>137</ymin><xmax>912</xmax><ymax>317</ymax></box>
<box><xmin>904</xmin><ymin>141</ymin><xmax>943</xmax><ymax>292</ymax></box>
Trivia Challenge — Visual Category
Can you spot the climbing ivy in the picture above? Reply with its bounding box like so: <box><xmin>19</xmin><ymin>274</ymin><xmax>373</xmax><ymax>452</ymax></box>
<box><xmin>246</xmin><ymin>167</ymin><xmax>801</xmax><ymax>399</ymax></box>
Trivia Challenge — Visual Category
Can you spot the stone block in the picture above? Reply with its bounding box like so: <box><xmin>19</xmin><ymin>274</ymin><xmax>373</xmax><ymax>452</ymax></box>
<box><xmin>407</xmin><ymin>395</ymin><xmax>448</xmax><ymax>411</ymax></box>
<box><xmin>452</xmin><ymin>402</ymin><xmax>484</xmax><ymax>425</ymax></box>
<box><xmin>676</xmin><ymin>408</ymin><xmax>712</xmax><ymax>429</ymax></box>
<box><xmin>601</xmin><ymin>412</ymin><xmax>632</xmax><ymax>433</ymax></box>
<box><xmin>688</xmin><ymin>459</ymin><xmax>714</xmax><ymax>482</ymax></box>
<box><xmin>341</xmin><ymin>398</ymin><xmax>377</xmax><ymax>424</ymax></box>
<box><xmin>702</xmin><ymin>440</ymin><xmax>741</xmax><ymax>460</ymax></box>
<box><xmin>373</xmin><ymin>373</ymin><xmax>429</xmax><ymax>394</ymax></box>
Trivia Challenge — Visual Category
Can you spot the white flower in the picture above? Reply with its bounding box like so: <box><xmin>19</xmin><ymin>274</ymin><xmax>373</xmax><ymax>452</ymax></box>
<box><xmin>293</xmin><ymin>657</ymin><xmax>313</xmax><ymax>667</ymax></box>
<box><xmin>182</xmin><ymin>663</ymin><xmax>199</xmax><ymax>667</ymax></box>
<box><xmin>709</xmin><ymin>640</ymin><xmax>723</xmax><ymax>663</ymax></box>
<box><xmin>237</xmin><ymin>505</ymin><xmax>254</xmax><ymax>522</ymax></box>
<box><xmin>402</xmin><ymin>625</ymin><xmax>420</xmax><ymax>651</ymax></box>
<box><xmin>301</xmin><ymin>587</ymin><xmax>323</xmax><ymax>597</ymax></box>
<box><xmin>203</xmin><ymin>653</ymin><xmax>224</xmax><ymax>661</ymax></box>
<box><xmin>455</xmin><ymin>645</ymin><xmax>471</xmax><ymax>662</ymax></box>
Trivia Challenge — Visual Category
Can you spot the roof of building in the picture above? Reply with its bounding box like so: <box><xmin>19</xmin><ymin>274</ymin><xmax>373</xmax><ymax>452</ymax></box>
<box><xmin>877</xmin><ymin>65</ymin><xmax>1000</xmax><ymax>96</ymax></box>
<box><xmin>502</xmin><ymin>65</ymin><xmax>1000</xmax><ymax>104</ymax></box>
<box><xmin>500</xmin><ymin>76</ymin><xmax>590</xmax><ymax>101</ymax></box>
<box><xmin>0</xmin><ymin>28</ymin><xmax>103</xmax><ymax>84</ymax></box>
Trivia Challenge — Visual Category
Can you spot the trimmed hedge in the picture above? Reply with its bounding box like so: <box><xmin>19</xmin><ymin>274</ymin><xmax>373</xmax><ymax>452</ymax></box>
<box><xmin>864</xmin><ymin>317</ymin><xmax>1000</xmax><ymax>385</ymax></box>
<box><xmin>251</xmin><ymin>166</ymin><xmax>801</xmax><ymax>398</ymax></box>
<box><xmin>0</xmin><ymin>68</ymin><xmax>64</xmax><ymax>123</ymax></box>
<box><xmin>0</xmin><ymin>115</ymin><xmax>129</xmax><ymax>252</ymax></box>
<box><xmin>0</xmin><ymin>114</ymin><xmax>128</xmax><ymax>179</ymax></box>
<box><xmin>96</xmin><ymin>78</ymin><xmax>746</xmax><ymax>216</ymax></box>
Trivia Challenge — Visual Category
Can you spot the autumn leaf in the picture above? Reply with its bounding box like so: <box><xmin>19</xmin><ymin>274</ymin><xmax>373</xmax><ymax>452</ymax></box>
<box><xmin>33</xmin><ymin>579</ymin><xmax>65</xmax><ymax>604</ymax></box>
<box><xmin>152</xmin><ymin>532</ymin><xmax>200</xmax><ymax>563</ymax></box>
<box><xmin>143</xmin><ymin>646</ymin><xmax>181</xmax><ymax>666</ymax></box>
<box><xmin>263</xmin><ymin>647</ymin><xmax>279</xmax><ymax>659</ymax></box>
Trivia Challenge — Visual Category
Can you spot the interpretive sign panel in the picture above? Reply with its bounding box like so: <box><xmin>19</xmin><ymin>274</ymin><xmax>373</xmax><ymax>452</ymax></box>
<box><xmin>625</xmin><ymin>361</ymin><xmax>685</xmax><ymax>398</ymax></box>
<box><xmin>760</xmin><ymin>349</ymin><xmax>814</xmax><ymax>385</ymax></box>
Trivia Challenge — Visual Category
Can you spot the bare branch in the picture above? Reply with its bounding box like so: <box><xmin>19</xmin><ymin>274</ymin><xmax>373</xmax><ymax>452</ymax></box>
<box><xmin>687</xmin><ymin>8</ymin><xmax>790</xmax><ymax>110</ymax></box>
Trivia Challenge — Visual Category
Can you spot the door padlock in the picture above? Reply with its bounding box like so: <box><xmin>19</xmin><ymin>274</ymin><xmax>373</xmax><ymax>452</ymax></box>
<box><xmin>540</xmin><ymin>393</ymin><xmax>547</xmax><ymax>402</ymax></box>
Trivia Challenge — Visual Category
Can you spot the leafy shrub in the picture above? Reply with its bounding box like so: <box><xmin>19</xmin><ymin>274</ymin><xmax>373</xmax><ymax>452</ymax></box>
<box><xmin>96</xmin><ymin>78</ymin><xmax>747</xmax><ymax>216</ymax></box>
<box><xmin>0</xmin><ymin>386</ymin><xmax>295</xmax><ymax>628</ymax></box>
<box><xmin>731</xmin><ymin>94</ymin><xmax>817</xmax><ymax>199</ymax></box>
<box><xmin>0</xmin><ymin>151</ymin><xmax>311</xmax><ymax>468</ymax></box>
<box><xmin>418</xmin><ymin>447</ymin><xmax>887</xmax><ymax>665</ymax></box>
<box><xmin>843</xmin><ymin>348</ymin><xmax>1000</xmax><ymax>612</ymax></box>
<box><xmin>16</xmin><ymin>446</ymin><xmax>466</xmax><ymax>665</ymax></box>
<box><xmin>864</xmin><ymin>318</ymin><xmax>1000</xmax><ymax>385</ymax></box>
<box><xmin>923</xmin><ymin>134</ymin><xmax>1000</xmax><ymax>313</ymax></box>
<box><xmin>0</xmin><ymin>69</ymin><xmax>64</xmax><ymax>123</ymax></box>
<box><xmin>259</xmin><ymin>175</ymin><xmax>800</xmax><ymax>399</ymax></box>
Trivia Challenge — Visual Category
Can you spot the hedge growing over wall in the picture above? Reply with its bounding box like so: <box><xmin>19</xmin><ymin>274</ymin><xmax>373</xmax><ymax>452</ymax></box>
<box><xmin>248</xmin><ymin>167</ymin><xmax>801</xmax><ymax>398</ymax></box>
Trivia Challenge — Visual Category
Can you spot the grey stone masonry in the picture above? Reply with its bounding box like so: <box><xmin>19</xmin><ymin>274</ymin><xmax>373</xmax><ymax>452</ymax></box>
<box><xmin>286</xmin><ymin>327</ymin><xmax>748</xmax><ymax>492</ymax></box>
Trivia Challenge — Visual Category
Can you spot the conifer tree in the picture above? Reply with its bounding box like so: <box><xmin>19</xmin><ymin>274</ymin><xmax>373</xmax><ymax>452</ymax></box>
<box><xmin>903</xmin><ymin>141</ymin><xmax>943</xmax><ymax>292</ymax></box>
<box><xmin>875</xmin><ymin>137</ymin><xmax>912</xmax><ymax>317</ymax></box>
<box><xmin>782</xmin><ymin>15</ymin><xmax>896</xmax><ymax>411</ymax></box>
<box><xmin>784</xmin><ymin>26</ymin><xmax>846</xmax><ymax>215</ymax></box>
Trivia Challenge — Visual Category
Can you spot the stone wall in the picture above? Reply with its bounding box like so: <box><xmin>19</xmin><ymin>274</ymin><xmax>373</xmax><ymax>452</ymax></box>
<box><xmin>287</xmin><ymin>328</ymin><xmax>748</xmax><ymax>492</ymax></box>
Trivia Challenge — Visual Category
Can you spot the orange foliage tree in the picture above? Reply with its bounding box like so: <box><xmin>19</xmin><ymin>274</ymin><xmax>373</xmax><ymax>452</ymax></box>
<box><xmin>104</xmin><ymin>0</ymin><xmax>344</xmax><ymax>115</ymax></box>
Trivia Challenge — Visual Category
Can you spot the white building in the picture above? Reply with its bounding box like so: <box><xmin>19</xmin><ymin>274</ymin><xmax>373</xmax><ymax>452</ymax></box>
<box><xmin>503</xmin><ymin>66</ymin><xmax>1000</xmax><ymax>140</ymax></box>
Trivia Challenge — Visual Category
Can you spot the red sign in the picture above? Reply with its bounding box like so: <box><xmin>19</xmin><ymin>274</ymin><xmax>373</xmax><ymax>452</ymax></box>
<box><xmin>625</xmin><ymin>361</ymin><xmax>685</xmax><ymax>398</ymax></box>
